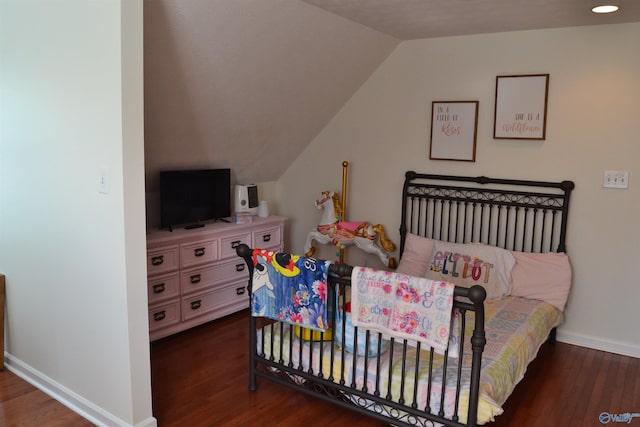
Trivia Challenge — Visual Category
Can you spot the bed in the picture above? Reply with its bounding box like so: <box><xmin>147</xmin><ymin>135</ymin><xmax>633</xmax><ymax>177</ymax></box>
<box><xmin>236</xmin><ymin>171</ymin><xmax>574</xmax><ymax>427</ymax></box>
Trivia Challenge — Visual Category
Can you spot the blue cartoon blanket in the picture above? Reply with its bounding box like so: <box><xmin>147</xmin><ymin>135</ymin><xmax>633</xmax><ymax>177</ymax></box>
<box><xmin>250</xmin><ymin>249</ymin><xmax>331</xmax><ymax>331</ymax></box>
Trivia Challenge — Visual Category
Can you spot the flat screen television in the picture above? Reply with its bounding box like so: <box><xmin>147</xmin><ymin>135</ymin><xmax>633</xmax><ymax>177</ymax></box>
<box><xmin>160</xmin><ymin>168</ymin><xmax>231</xmax><ymax>230</ymax></box>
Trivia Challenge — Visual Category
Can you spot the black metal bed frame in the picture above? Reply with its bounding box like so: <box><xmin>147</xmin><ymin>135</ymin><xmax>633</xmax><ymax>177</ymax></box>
<box><xmin>236</xmin><ymin>171</ymin><xmax>574</xmax><ymax>427</ymax></box>
<box><xmin>400</xmin><ymin>171</ymin><xmax>574</xmax><ymax>254</ymax></box>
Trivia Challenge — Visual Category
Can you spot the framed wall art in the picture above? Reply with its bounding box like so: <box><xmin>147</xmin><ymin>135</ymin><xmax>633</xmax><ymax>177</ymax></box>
<box><xmin>493</xmin><ymin>74</ymin><xmax>549</xmax><ymax>140</ymax></box>
<box><xmin>429</xmin><ymin>101</ymin><xmax>478</xmax><ymax>162</ymax></box>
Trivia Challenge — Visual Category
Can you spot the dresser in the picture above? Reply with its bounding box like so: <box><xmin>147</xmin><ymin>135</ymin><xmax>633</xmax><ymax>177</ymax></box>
<box><xmin>146</xmin><ymin>216</ymin><xmax>286</xmax><ymax>341</ymax></box>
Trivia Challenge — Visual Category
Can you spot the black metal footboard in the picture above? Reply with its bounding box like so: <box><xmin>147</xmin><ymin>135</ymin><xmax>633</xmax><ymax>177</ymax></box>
<box><xmin>237</xmin><ymin>244</ymin><xmax>486</xmax><ymax>427</ymax></box>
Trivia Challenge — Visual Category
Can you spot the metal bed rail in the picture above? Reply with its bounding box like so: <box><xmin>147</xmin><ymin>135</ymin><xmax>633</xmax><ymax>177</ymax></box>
<box><xmin>237</xmin><ymin>243</ymin><xmax>486</xmax><ymax>427</ymax></box>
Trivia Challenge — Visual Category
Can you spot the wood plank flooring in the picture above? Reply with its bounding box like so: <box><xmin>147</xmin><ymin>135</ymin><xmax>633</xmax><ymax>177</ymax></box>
<box><xmin>1</xmin><ymin>309</ymin><xmax>638</xmax><ymax>426</ymax></box>
<box><xmin>0</xmin><ymin>369</ymin><xmax>92</xmax><ymax>427</ymax></box>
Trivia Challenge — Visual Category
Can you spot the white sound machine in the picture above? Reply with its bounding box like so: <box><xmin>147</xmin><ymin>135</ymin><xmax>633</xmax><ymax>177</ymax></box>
<box><xmin>234</xmin><ymin>184</ymin><xmax>259</xmax><ymax>214</ymax></box>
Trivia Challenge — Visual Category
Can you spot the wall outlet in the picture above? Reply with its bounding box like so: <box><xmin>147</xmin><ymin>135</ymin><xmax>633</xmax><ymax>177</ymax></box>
<box><xmin>603</xmin><ymin>170</ymin><xmax>629</xmax><ymax>189</ymax></box>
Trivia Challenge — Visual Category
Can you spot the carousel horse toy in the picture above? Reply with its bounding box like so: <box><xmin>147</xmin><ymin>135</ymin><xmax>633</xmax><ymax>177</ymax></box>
<box><xmin>304</xmin><ymin>191</ymin><xmax>397</xmax><ymax>269</ymax></box>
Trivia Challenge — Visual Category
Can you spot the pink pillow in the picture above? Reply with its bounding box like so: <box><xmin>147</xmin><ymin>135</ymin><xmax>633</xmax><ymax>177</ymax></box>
<box><xmin>510</xmin><ymin>251</ymin><xmax>572</xmax><ymax>311</ymax></box>
<box><xmin>396</xmin><ymin>233</ymin><xmax>435</xmax><ymax>277</ymax></box>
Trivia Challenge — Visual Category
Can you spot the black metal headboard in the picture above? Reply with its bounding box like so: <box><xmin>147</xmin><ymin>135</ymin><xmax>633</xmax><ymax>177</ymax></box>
<box><xmin>399</xmin><ymin>171</ymin><xmax>575</xmax><ymax>255</ymax></box>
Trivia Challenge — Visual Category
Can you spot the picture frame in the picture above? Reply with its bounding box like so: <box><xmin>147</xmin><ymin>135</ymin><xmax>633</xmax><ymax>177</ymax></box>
<box><xmin>429</xmin><ymin>101</ymin><xmax>478</xmax><ymax>162</ymax></box>
<box><xmin>493</xmin><ymin>74</ymin><xmax>549</xmax><ymax>140</ymax></box>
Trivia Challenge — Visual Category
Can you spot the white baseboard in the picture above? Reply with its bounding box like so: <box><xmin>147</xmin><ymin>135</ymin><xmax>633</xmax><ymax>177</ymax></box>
<box><xmin>556</xmin><ymin>330</ymin><xmax>640</xmax><ymax>359</ymax></box>
<box><xmin>4</xmin><ymin>353</ymin><xmax>157</xmax><ymax>427</ymax></box>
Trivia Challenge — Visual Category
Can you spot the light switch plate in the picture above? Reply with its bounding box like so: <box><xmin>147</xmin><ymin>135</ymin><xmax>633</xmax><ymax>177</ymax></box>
<box><xmin>603</xmin><ymin>170</ymin><xmax>629</xmax><ymax>189</ymax></box>
<box><xmin>99</xmin><ymin>167</ymin><xmax>109</xmax><ymax>194</ymax></box>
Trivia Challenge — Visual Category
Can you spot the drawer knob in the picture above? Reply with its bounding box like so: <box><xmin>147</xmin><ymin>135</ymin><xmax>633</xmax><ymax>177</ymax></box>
<box><xmin>190</xmin><ymin>300</ymin><xmax>202</xmax><ymax>310</ymax></box>
<box><xmin>235</xmin><ymin>264</ymin><xmax>245</xmax><ymax>272</ymax></box>
<box><xmin>194</xmin><ymin>247</ymin><xmax>206</xmax><ymax>257</ymax></box>
<box><xmin>262</xmin><ymin>234</ymin><xmax>271</xmax><ymax>242</ymax></box>
<box><xmin>231</xmin><ymin>240</ymin><xmax>241</xmax><ymax>249</ymax></box>
<box><xmin>236</xmin><ymin>287</ymin><xmax>246</xmax><ymax>295</ymax></box>
<box><xmin>152</xmin><ymin>283</ymin><xmax>165</xmax><ymax>294</ymax></box>
<box><xmin>151</xmin><ymin>255</ymin><xmax>164</xmax><ymax>266</ymax></box>
<box><xmin>190</xmin><ymin>274</ymin><xmax>201</xmax><ymax>284</ymax></box>
<box><xmin>153</xmin><ymin>311</ymin><xmax>166</xmax><ymax>321</ymax></box>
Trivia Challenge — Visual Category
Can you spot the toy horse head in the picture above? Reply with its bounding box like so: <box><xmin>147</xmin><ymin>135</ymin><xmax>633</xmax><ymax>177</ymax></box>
<box><xmin>315</xmin><ymin>191</ymin><xmax>343</xmax><ymax>223</ymax></box>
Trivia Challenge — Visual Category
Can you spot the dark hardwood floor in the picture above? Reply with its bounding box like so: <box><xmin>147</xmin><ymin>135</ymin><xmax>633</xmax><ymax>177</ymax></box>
<box><xmin>0</xmin><ymin>369</ymin><xmax>93</xmax><ymax>427</ymax></box>
<box><xmin>1</xmin><ymin>310</ymin><xmax>638</xmax><ymax>426</ymax></box>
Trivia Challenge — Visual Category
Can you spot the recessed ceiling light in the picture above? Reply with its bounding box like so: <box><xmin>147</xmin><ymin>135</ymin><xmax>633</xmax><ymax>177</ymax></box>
<box><xmin>592</xmin><ymin>5</ymin><xmax>620</xmax><ymax>13</ymax></box>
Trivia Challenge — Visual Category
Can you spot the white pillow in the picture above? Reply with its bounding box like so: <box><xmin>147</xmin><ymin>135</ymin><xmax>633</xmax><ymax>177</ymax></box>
<box><xmin>426</xmin><ymin>241</ymin><xmax>515</xmax><ymax>300</ymax></box>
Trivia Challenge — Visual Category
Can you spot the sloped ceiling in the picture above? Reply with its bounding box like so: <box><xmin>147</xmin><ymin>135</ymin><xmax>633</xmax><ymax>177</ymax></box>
<box><xmin>143</xmin><ymin>0</ymin><xmax>398</xmax><ymax>190</ymax></box>
<box><xmin>144</xmin><ymin>0</ymin><xmax>640</xmax><ymax>190</ymax></box>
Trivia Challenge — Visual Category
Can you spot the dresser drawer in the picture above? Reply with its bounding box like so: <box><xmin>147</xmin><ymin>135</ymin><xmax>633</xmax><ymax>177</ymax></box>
<box><xmin>253</xmin><ymin>226</ymin><xmax>282</xmax><ymax>249</ymax></box>
<box><xmin>181</xmin><ymin>239</ymin><xmax>218</xmax><ymax>269</ymax></box>
<box><xmin>180</xmin><ymin>264</ymin><xmax>217</xmax><ymax>295</ymax></box>
<box><xmin>147</xmin><ymin>272</ymin><xmax>180</xmax><ymax>305</ymax></box>
<box><xmin>219</xmin><ymin>232</ymin><xmax>252</xmax><ymax>259</ymax></box>
<box><xmin>180</xmin><ymin>257</ymin><xmax>249</xmax><ymax>294</ymax></box>
<box><xmin>182</xmin><ymin>281</ymin><xmax>249</xmax><ymax>321</ymax></box>
<box><xmin>212</xmin><ymin>258</ymin><xmax>249</xmax><ymax>284</ymax></box>
<box><xmin>148</xmin><ymin>301</ymin><xmax>180</xmax><ymax>332</ymax></box>
<box><xmin>147</xmin><ymin>245</ymin><xmax>179</xmax><ymax>276</ymax></box>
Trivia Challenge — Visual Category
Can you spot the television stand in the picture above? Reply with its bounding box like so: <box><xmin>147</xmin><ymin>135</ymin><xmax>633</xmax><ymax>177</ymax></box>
<box><xmin>146</xmin><ymin>216</ymin><xmax>286</xmax><ymax>341</ymax></box>
<box><xmin>184</xmin><ymin>223</ymin><xmax>205</xmax><ymax>230</ymax></box>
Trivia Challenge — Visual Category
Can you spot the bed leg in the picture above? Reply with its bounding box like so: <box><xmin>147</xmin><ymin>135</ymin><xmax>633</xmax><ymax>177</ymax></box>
<box><xmin>249</xmin><ymin>342</ymin><xmax>257</xmax><ymax>392</ymax></box>
<box><xmin>249</xmin><ymin>369</ymin><xmax>257</xmax><ymax>391</ymax></box>
<box><xmin>249</xmin><ymin>316</ymin><xmax>258</xmax><ymax>391</ymax></box>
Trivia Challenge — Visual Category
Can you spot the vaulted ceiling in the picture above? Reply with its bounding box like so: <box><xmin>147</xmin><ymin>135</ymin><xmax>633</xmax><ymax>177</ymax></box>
<box><xmin>144</xmin><ymin>0</ymin><xmax>640</xmax><ymax>189</ymax></box>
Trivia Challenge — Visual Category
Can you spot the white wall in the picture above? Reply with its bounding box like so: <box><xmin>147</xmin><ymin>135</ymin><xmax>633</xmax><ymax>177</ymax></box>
<box><xmin>279</xmin><ymin>23</ymin><xmax>640</xmax><ymax>357</ymax></box>
<box><xmin>0</xmin><ymin>1</ymin><xmax>155</xmax><ymax>426</ymax></box>
<box><xmin>143</xmin><ymin>0</ymin><xmax>398</xmax><ymax>189</ymax></box>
